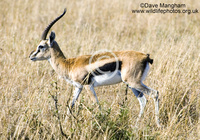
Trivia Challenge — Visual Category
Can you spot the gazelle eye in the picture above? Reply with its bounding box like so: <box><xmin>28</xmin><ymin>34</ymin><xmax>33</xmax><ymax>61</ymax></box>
<box><xmin>39</xmin><ymin>45</ymin><xmax>44</xmax><ymax>49</ymax></box>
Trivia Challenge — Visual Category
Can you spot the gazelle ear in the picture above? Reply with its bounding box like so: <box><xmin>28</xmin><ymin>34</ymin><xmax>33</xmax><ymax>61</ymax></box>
<box><xmin>49</xmin><ymin>31</ymin><xmax>56</xmax><ymax>47</ymax></box>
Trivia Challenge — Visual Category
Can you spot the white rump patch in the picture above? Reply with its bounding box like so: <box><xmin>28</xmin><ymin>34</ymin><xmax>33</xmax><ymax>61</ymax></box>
<box><xmin>92</xmin><ymin>70</ymin><xmax>122</xmax><ymax>87</ymax></box>
<box><xmin>141</xmin><ymin>63</ymin><xmax>150</xmax><ymax>82</ymax></box>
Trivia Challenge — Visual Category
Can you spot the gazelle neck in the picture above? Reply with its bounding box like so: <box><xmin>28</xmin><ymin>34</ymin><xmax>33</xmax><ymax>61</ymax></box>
<box><xmin>48</xmin><ymin>41</ymin><xmax>69</xmax><ymax>78</ymax></box>
<box><xmin>50</xmin><ymin>41</ymin><xmax>66</xmax><ymax>60</ymax></box>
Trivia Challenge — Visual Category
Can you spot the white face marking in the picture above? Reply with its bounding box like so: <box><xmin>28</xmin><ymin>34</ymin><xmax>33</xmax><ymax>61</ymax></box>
<box><xmin>92</xmin><ymin>70</ymin><xmax>122</xmax><ymax>87</ymax></box>
<box><xmin>30</xmin><ymin>40</ymin><xmax>50</xmax><ymax>61</ymax></box>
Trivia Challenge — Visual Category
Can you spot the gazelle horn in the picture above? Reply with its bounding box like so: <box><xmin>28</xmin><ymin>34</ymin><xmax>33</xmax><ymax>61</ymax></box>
<box><xmin>41</xmin><ymin>8</ymin><xmax>66</xmax><ymax>40</ymax></box>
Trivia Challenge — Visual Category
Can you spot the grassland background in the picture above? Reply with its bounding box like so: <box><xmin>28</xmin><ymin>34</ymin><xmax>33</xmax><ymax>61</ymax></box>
<box><xmin>0</xmin><ymin>0</ymin><xmax>200</xmax><ymax>139</ymax></box>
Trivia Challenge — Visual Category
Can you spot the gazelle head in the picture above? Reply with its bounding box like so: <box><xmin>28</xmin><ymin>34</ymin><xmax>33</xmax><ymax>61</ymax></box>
<box><xmin>29</xmin><ymin>9</ymin><xmax>66</xmax><ymax>61</ymax></box>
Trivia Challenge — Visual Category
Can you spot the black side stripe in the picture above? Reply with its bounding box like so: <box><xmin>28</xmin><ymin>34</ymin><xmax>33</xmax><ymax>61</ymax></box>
<box><xmin>82</xmin><ymin>61</ymin><xmax>122</xmax><ymax>84</ymax></box>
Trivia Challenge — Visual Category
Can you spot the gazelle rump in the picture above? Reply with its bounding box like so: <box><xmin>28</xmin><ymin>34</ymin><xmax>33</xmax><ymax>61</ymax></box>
<box><xmin>29</xmin><ymin>9</ymin><xmax>161</xmax><ymax>127</ymax></box>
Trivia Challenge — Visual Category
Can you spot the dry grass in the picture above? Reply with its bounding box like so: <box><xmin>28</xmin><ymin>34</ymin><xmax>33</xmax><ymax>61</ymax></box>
<box><xmin>0</xmin><ymin>0</ymin><xmax>200</xmax><ymax>139</ymax></box>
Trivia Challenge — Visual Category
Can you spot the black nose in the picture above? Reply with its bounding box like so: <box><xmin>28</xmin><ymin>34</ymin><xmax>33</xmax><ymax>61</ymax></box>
<box><xmin>30</xmin><ymin>57</ymin><xmax>36</xmax><ymax>61</ymax></box>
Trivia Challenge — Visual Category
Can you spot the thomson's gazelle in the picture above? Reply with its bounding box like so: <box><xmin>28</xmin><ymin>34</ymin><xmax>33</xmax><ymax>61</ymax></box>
<box><xmin>29</xmin><ymin>9</ymin><xmax>161</xmax><ymax>127</ymax></box>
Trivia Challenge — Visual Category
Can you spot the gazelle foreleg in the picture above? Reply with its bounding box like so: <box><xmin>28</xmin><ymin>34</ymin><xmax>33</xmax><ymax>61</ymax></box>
<box><xmin>89</xmin><ymin>85</ymin><xmax>101</xmax><ymax>110</ymax></box>
<box><xmin>65</xmin><ymin>86</ymin><xmax>82</xmax><ymax>122</ymax></box>
<box><xmin>64</xmin><ymin>78</ymin><xmax>83</xmax><ymax>109</ymax></box>
<box><xmin>71</xmin><ymin>87</ymin><xmax>83</xmax><ymax>108</ymax></box>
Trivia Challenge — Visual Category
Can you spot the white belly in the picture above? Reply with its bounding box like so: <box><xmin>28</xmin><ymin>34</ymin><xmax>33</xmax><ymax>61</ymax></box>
<box><xmin>92</xmin><ymin>70</ymin><xmax>122</xmax><ymax>87</ymax></box>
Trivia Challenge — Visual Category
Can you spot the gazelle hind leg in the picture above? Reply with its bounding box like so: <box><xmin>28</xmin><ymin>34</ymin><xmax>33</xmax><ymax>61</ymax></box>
<box><xmin>153</xmin><ymin>94</ymin><xmax>161</xmax><ymax>127</ymax></box>
<box><xmin>136</xmin><ymin>83</ymin><xmax>161</xmax><ymax>127</ymax></box>
<box><xmin>130</xmin><ymin>88</ymin><xmax>147</xmax><ymax>125</ymax></box>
